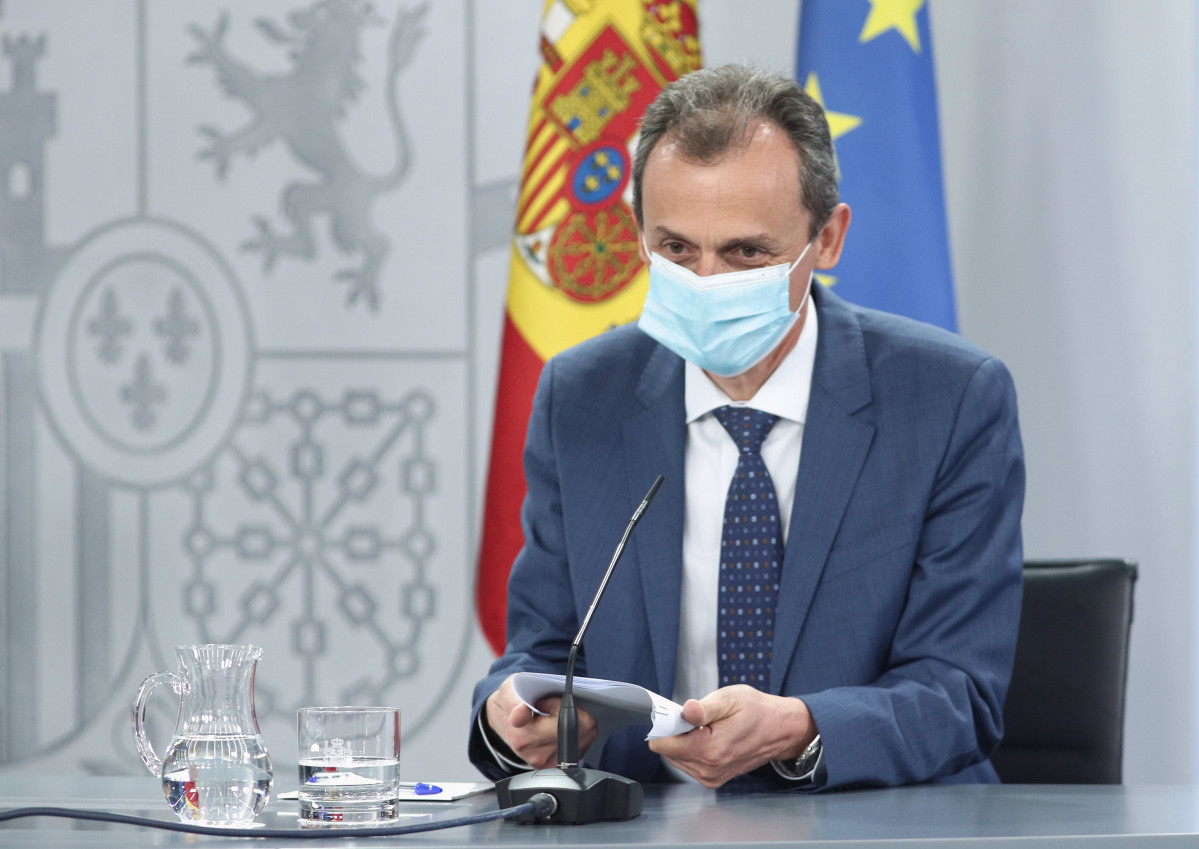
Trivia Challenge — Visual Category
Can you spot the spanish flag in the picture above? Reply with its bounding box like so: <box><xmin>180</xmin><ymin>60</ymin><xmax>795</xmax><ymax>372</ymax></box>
<box><xmin>477</xmin><ymin>0</ymin><xmax>702</xmax><ymax>654</ymax></box>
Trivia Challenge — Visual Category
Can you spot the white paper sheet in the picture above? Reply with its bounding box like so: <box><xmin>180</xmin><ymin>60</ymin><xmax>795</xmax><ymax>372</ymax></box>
<box><xmin>511</xmin><ymin>673</ymin><xmax>695</xmax><ymax>740</ymax></box>
<box><xmin>276</xmin><ymin>782</ymin><xmax>493</xmax><ymax>803</ymax></box>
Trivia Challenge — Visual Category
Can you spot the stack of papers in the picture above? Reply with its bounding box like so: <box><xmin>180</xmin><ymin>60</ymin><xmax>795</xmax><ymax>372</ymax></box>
<box><xmin>511</xmin><ymin>673</ymin><xmax>695</xmax><ymax>740</ymax></box>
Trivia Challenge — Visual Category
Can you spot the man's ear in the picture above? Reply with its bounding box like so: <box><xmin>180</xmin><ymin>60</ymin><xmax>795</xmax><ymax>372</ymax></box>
<box><xmin>815</xmin><ymin>203</ymin><xmax>851</xmax><ymax>269</ymax></box>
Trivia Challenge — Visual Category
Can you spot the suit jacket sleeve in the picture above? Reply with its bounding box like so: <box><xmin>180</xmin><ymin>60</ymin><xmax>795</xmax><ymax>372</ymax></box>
<box><xmin>799</xmin><ymin>354</ymin><xmax>1024</xmax><ymax>788</ymax></box>
<box><xmin>468</xmin><ymin>354</ymin><xmax>580</xmax><ymax>778</ymax></box>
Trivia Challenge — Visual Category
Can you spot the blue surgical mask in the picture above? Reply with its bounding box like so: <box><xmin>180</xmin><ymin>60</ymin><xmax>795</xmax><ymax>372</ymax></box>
<box><xmin>638</xmin><ymin>241</ymin><xmax>814</xmax><ymax>377</ymax></box>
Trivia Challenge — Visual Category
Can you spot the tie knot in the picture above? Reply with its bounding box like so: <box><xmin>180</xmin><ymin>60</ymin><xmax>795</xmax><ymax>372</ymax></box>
<box><xmin>713</xmin><ymin>406</ymin><xmax>778</xmax><ymax>455</ymax></box>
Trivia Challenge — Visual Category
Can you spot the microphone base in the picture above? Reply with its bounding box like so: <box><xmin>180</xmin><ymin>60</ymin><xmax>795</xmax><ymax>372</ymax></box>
<box><xmin>496</xmin><ymin>766</ymin><xmax>644</xmax><ymax>824</ymax></box>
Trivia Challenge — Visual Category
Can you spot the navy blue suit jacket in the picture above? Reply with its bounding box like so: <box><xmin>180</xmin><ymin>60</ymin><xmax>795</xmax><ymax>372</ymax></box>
<box><xmin>471</xmin><ymin>285</ymin><xmax>1025</xmax><ymax>790</ymax></box>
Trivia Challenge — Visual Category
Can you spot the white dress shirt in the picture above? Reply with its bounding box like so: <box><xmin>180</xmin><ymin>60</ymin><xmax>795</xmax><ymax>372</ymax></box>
<box><xmin>666</xmin><ymin>299</ymin><xmax>819</xmax><ymax>783</ymax></box>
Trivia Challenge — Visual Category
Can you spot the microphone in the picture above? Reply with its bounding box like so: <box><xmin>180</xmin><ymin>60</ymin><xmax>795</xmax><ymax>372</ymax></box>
<box><xmin>496</xmin><ymin>474</ymin><xmax>664</xmax><ymax>824</ymax></box>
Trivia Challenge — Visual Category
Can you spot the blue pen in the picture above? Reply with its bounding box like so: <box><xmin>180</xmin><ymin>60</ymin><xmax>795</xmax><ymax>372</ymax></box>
<box><xmin>401</xmin><ymin>781</ymin><xmax>443</xmax><ymax>795</ymax></box>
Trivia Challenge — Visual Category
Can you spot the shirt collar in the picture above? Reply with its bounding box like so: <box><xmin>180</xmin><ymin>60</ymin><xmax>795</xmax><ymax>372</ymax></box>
<box><xmin>684</xmin><ymin>295</ymin><xmax>819</xmax><ymax>425</ymax></box>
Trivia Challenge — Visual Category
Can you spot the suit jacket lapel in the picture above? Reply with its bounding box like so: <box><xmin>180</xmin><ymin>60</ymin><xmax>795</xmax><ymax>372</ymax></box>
<box><xmin>622</xmin><ymin>342</ymin><xmax>686</xmax><ymax>697</ymax></box>
<box><xmin>771</xmin><ymin>288</ymin><xmax>876</xmax><ymax>689</ymax></box>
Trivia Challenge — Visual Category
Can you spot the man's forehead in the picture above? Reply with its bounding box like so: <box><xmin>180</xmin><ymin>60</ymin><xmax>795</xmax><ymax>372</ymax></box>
<box><xmin>652</xmin><ymin>118</ymin><xmax>798</xmax><ymax>166</ymax></box>
<box><xmin>642</xmin><ymin>121</ymin><xmax>805</xmax><ymax>206</ymax></box>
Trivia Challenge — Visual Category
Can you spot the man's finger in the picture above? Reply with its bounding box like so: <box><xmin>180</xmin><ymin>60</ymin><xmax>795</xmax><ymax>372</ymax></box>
<box><xmin>509</xmin><ymin>702</ymin><xmax>534</xmax><ymax>728</ymax></box>
<box><xmin>693</xmin><ymin>687</ymin><xmax>742</xmax><ymax>725</ymax></box>
<box><xmin>680</xmin><ymin>698</ymin><xmax>708</xmax><ymax>728</ymax></box>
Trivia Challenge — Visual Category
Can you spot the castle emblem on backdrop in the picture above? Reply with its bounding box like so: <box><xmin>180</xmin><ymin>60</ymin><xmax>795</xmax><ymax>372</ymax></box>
<box><xmin>0</xmin><ymin>26</ymin><xmax>251</xmax><ymax>489</ymax></box>
<box><xmin>187</xmin><ymin>1</ymin><xmax>427</xmax><ymax>312</ymax></box>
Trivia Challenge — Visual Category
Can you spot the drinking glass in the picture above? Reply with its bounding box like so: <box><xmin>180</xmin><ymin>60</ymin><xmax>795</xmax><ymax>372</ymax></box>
<box><xmin>297</xmin><ymin>706</ymin><xmax>400</xmax><ymax>827</ymax></box>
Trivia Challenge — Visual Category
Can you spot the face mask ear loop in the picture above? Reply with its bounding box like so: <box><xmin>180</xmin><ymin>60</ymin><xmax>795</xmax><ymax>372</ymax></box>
<box><xmin>786</xmin><ymin>238</ymin><xmax>817</xmax><ymax>313</ymax></box>
<box><xmin>787</xmin><ymin>238</ymin><xmax>815</xmax><ymax>274</ymax></box>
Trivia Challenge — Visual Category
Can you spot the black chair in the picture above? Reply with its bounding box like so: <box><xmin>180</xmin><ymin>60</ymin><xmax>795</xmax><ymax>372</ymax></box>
<box><xmin>990</xmin><ymin>559</ymin><xmax>1137</xmax><ymax>784</ymax></box>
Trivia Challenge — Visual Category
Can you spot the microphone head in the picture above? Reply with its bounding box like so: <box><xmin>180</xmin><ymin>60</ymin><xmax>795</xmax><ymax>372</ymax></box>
<box><xmin>630</xmin><ymin>475</ymin><xmax>665</xmax><ymax>525</ymax></box>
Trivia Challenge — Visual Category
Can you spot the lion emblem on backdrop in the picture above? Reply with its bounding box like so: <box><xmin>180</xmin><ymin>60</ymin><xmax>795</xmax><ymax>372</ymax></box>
<box><xmin>187</xmin><ymin>1</ymin><xmax>428</xmax><ymax>311</ymax></box>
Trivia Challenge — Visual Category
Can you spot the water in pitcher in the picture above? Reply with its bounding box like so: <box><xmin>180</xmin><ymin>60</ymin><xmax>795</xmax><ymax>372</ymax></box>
<box><xmin>161</xmin><ymin>733</ymin><xmax>272</xmax><ymax>825</ymax></box>
<box><xmin>298</xmin><ymin>756</ymin><xmax>400</xmax><ymax>825</ymax></box>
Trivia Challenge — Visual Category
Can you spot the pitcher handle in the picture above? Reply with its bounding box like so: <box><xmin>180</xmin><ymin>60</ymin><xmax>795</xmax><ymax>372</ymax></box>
<box><xmin>131</xmin><ymin>671</ymin><xmax>184</xmax><ymax>776</ymax></box>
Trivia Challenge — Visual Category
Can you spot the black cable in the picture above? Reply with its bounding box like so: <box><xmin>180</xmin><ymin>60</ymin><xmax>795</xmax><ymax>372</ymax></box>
<box><xmin>0</xmin><ymin>793</ymin><xmax>558</xmax><ymax>838</ymax></box>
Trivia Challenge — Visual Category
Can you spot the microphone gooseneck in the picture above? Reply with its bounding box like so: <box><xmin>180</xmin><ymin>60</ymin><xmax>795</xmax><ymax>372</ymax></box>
<box><xmin>559</xmin><ymin>474</ymin><xmax>663</xmax><ymax>768</ymax></box>
<box><xmin>498</xmin><ymin>474</ymin><xmax>665</xmax><ymax>825</ymax></box>
<box><xmin>571</xmin><ymin>474</ymin><xmax>664</xmax><ymax>648</ymax></box>
<box><xmin>557</xmin><ymin>644</ymin><xmax>581</xmax><ymax>767</ymax></box>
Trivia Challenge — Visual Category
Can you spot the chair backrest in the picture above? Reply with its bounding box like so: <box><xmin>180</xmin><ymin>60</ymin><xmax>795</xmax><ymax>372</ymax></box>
<box><xmin>990</xmin><ymin>559</ymin><xmax>1137</xmax><ymax>784</ymax></box>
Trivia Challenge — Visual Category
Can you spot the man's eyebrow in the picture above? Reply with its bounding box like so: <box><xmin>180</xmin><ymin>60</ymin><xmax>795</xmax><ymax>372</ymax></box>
<box><xmin>648</xmin><ymin>227</ymin><xmax>782</xmax><ymax>251</ymax></box>
<box><xmin>649</xmin><ymin>226</ymin><xmax>691</xmax><ymax>243</ymax></box>
<box><xmin>718</xmin><ymin>233</ymin><xmax>783</xmax><ymax>253</ymax></box>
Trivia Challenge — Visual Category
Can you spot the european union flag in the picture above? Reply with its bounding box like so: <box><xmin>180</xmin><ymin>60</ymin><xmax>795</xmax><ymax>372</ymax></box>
<box><xmin>796</xmin><ymin>0</ymin><xmax>956</xmax><ymax>330</ymax></box>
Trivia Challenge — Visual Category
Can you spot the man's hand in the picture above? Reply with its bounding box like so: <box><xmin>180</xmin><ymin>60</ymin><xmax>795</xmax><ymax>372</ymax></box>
<box><xmin>484</xmin><ymin>674</ymin><xmax>599</xmax><ymax>770</ymax></box>
<box><xmin>648</xmin><ymin>685</ymin><xmax>816</xmax><ymax>787</ymax></box>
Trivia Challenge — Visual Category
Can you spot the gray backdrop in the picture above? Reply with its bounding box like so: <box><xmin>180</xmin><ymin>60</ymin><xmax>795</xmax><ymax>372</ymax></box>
<box><xmin>0</xmin><ymin>0</ymin><xmax>1193</xmax><ymax>786</ymax></box>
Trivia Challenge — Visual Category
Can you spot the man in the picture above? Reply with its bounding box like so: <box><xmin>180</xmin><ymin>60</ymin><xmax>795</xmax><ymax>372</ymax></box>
<box><xmin>470</xmin><ymin>65</ymin><xmax>1023</xmax><ymax>790</ymax></box>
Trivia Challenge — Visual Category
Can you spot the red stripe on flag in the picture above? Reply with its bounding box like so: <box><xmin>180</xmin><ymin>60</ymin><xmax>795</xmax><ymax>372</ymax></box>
<box><xmin>514</xmin><ymin>118</ymin><xmax>555</xmax><ymax>222</ymax></box>
<box><xmin>516</xmin><ymin>151</ymin><xmax>568</xmax><ymax>230</ymax></box>
<box><xmin>476</xmin><ymin>314</ymin><xmax>545</xmax><ymax>655</ymax></box>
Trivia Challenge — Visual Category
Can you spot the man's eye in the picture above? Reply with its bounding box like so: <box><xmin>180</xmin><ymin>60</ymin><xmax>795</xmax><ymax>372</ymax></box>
<box><xmin>663</xmin><ymin>241</ymin><xmax>687</xmax><ymax>254</ymax></box>
<box><xmin>737</xmin><ymin>246</ymin><xmax>763</xmax><ymax>259</ymax></box>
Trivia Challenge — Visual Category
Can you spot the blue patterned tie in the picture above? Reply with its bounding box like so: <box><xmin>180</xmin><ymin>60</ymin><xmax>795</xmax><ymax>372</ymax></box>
<box><xmin>713</xmin><ymin>406</ymin><xmax>783</xmax><ymax>690</ymax></box>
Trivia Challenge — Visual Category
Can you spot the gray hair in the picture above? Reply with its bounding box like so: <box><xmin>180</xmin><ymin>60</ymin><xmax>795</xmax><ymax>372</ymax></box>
<box><xmin>632</xmin><ymin>64</ymin><xmax>838</xmax><ymax>239</ymax></box>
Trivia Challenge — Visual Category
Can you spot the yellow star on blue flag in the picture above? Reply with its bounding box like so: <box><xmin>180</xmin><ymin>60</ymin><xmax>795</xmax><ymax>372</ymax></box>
<box><xmin>803</xmin><ymin>72</ymin><xmax>862</xmax><ymax>142</ymax></box>
<box><xmin>797</xmin><ymin>0</ymin><xmax>956</xmax><ymax>330</ymax></box>
<box><xmin>859</xmin><ymin>0</ymin><xmax>924</xmax><ymax>52</ymax></box>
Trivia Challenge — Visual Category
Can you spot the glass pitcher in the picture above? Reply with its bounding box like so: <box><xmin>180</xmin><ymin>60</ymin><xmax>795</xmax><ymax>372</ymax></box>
<box><xmin>131</xmin><ymin>644</ymin><xmax>273</xmax><ymax>825</ymax></box>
